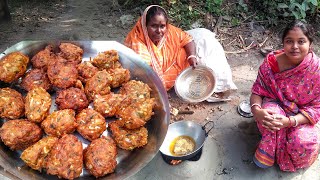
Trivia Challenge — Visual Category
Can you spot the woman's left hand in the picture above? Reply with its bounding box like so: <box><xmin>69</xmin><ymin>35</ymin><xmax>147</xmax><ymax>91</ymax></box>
<box><xmin>262</xmin><ymin>114</ymin><xmax>283</xmax><ymax>132</ymax></box>
<box><xmin>262</xmin><ymin>113</ymin><xmax>289</xmax><ymax>131</ymax></box>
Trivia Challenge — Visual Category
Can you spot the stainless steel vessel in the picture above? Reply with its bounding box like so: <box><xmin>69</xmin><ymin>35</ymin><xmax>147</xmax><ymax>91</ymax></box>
<box><xmin>159</xmin><ymin>120</ymin><xmax>214</xmax><ymax>160</ymax></box>
<box><xmin>174</xmin><ymin>65</ymin><xmax>216</xmax><ymax>103</ymax></box>
<box><xmin>0</xmin><ymin>41</ymin><xmax>170</xmax><ymax>180</ymax></box>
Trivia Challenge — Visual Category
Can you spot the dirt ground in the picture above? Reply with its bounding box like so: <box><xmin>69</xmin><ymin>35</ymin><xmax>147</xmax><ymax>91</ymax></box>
<box><xmin>0</xmin><ymin>0</ymin><xmax>320</xmax><ymax>180</ymax></box>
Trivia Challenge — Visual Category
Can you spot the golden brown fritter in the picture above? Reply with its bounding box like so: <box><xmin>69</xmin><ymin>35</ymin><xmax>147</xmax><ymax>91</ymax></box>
<box><xmin>0</xmin><ymin>119</ymin><xmax>43</xmax><ymax>150</ymax></box>
<box><xmin>108</xmin><ymin>67</ymin><xmax>130</xmax><ymax>88</ymax></box>
<box><xmin>93</xmin><ymin>93</ymin><xmax>127</xmax><ymax>117</ymax></box>
<box><xmin>30</xmin><ymin>45</ymin><xmax>55</xmax><ymax>69</ymax></box>
<box><xmin>117</xmin><ymin>98</ymin><xmax>155</xmax><ymax>129</ymax></box>
<box><xmin>77</xmin><ymin>61</ymin><xmax>99</xmax><ymax>83</ymax></box>
<box><xmin>108</xmin><ymin>121</ymin><xmax>148</xmax><ymax>150</ymax></box>
<box><xmin>0</xmin><ymin>87</ymin><xmax>25</xmax><ymax>119</ymax></box>
<box><xmin>84</xmin><ymin>136</ymin><xmax>117</xmax><ymax>177</ymax></box>
<box><xmin>74</xmin><ymin>79</ymin><xmax>85</xmax><ymax>91</ymax></box>
<box><xmin>47</xmin><ymin>56</ymin><xmax>78</xmax><ymax>89</ymax></box>
<box><xmin>20</xmin><ymin>68</ymin><xmax>52</xmax><ymax>92</ymax></box>
<box><xmin>55</xmin><ymin>87</ymin><xmax>89</xmax><ymax>112</ymax></box>
<box><xmin>57</xmin><ymin>43</ymin><xmax>83</xmax><ymax>65</ymax></box>
<box><xmin>0</xmin><ymin>52</ymin><xmax>29</xmax><ymax>83</ymax></box>
<box><xmin>41</xmin><ymin>109</ymin><xmax>78</xmax><ymax>137</ymax></box>
<box><xmin>45</xmin><ymin>134</ymin><xmax>83</xmax><ymax>180</ymax></box>
<box><xmin>84</xmin><ymin>70</ymin><xmax>113</xmax><ymax>101</ymax></box>
<box><xmin>75</xmin><ymin>108</ymin><xmax>106</xmax><ymax>141</ymax></box>
<box><xmin>20</xmin><ymin>136</ymin><xmax>58</xmax><ymax>171</ymax></box>
<box><xmin>119</xmin><ymin>80</ymin><xmax>151</xmax><ymax>101</ymax></box>
<box><xmin>25</xmin><ymin>87</ymin><xmax>52</xmax><ymax>123</ymax></box>
<box><xmin>91</xmin><ymin>50</ymin><xmax>120</xmax><ymax>70</ymax></box>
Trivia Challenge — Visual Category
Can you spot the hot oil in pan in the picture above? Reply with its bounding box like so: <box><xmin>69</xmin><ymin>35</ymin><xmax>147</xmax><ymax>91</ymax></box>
<box><xmin>169</xmin><ymin>135</ymin><xmax>196</xmax><ymax>156</ymax></box>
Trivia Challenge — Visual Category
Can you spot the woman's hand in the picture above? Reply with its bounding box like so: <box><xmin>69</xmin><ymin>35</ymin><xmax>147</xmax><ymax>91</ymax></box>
<box><xmin>262</xmin><ymin>113</ymin><xmax>287</xmax><ymax>132</ymax></box>
<box><xmin>187</xmin><ymin>56</ymin><xmax>198</xmax><ymax>68</ymax></box>
<box><xmin>252</xmin><ymin>108</ymin><xmax>283</xmax><ymax>132</ymax></box>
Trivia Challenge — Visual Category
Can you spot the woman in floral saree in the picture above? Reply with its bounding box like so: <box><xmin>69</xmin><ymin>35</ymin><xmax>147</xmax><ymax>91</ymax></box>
<box><xmin>250</xmin><ymin>20</ymin><xmax>320</xmax><ymax>172</ymax></box>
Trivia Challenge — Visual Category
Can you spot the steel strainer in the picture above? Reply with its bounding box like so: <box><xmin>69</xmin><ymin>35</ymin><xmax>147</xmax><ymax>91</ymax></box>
<box><xmin>174</xmin><ymin>65</ymin><xmax>216</xmax><ymax>102</ymax></box>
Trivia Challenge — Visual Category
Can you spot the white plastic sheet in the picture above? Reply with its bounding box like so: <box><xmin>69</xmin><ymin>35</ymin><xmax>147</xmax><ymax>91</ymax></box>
<box><xmin>187</xmin><ymin>28</ymin><xmax>237</xmax><ymax>95</ymax></box>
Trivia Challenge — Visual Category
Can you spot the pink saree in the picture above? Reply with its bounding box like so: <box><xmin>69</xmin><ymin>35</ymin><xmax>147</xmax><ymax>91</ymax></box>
<box><xmin>252</xmin><ymin>50</ymin><xmax>320</xmax><ymax>171</ymax></box>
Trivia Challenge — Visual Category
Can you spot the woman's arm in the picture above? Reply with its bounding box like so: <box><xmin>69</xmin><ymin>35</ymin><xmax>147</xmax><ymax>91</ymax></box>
<box><xmin>250</xmin><ymin>93</ymin><xmax>283</xmax><ymax>131</ymax></box>
<box><xmin>183</xmin><ymin>41</ymin><xmax>198</xmax><ymax>67</ymax></box>
<box><xmin>250</xmin><ymin>93</ymin><xmax>310</xmax><ymax>131</ymax></box>
<box><xmin>250</xmin><ymin>93</ymin><xmax>263</xmax><ymax>114</ymax></box>
<box><xmin>289</xmin><ymin>113</ymin><xmax>310</xmax><ymax>126</ymax></box>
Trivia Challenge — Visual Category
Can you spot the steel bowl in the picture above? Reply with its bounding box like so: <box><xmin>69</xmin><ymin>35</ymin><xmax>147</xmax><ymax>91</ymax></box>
<box><xmin>174</xmin><ymin>65</ymin><xmax>216</xmax><ymax>103</ymax></box>
<box><xmin>237</xmin><ymin>100</ymin><xmax>253</xmax><ymax>118</ymax></box>
<box><xmin>0</xmin><ymin>41</ymin><xmax>170</xmax><ymax>180</ymax></box>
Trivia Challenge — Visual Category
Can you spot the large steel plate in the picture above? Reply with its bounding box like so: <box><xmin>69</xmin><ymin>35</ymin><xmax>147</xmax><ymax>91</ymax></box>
<box><xmin>0</xmin><ymin>41</ymin><xmax>170</xmax><ymax>180</ymax></box>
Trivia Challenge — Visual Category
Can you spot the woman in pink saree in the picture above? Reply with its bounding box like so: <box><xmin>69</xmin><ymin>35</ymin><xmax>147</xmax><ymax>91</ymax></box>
<box><xmin>250</xmin><ymin>20</ymin><xmax>320</xmax><ymax>172</ymax></box>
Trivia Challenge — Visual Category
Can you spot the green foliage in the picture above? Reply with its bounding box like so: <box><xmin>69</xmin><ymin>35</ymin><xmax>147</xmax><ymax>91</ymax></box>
<box><xmin>231</xmin><ymin>17</ymin><xmax>240</xmax><ymax>26</ymax></box>
<box><xmin>161</xmin><ymin>0</ymin><xmax>203</xmax><ymax>29</ymax></box>
<box><xmin>160</xmin><ymin>0</ymin><xmax>226</xmax><ymax>29</ymax></box>
<box><xmin>245</xmin><ymin>0</ymin><xmax>319</xmax><ymax>25</ymax></box>
<box><xmin>118</xmin><ymin>0</ymin><xmax>160</xmax><ymax>6</ymax></box>
<box><xmin>205</xmin><ymin>0</ymin><xmax>224</xmax><ymax>15</ymax></box>
<box><xmin>238</xmin><ymin>0</ymin><xmax>248</xmax><ymax>12</ymax></box>
<box><xmin>120</xmin><ymin>0</ymin><xmax>319</xmax><ymax>28</ymax></box>
<box><xmin>242</xmin><ymin>0</ymin><xmax>284</xmax><ymax>26</ymax></box>
<box><xmin>277</xmin><ymin>0</ymin><xmax>319</xmax><ymax>21</ymax></box>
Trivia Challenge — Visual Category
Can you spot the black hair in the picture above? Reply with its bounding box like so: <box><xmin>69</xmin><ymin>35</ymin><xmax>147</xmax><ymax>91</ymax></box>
<box><xmin>146</xmin><ymin>6</ymin><xmax>168</xmax><ymax>26</ymax></box>
<box><xmin>282</xmin><ymin>20</ymin><xmax>313</xmax><ymax>44</ymax></box>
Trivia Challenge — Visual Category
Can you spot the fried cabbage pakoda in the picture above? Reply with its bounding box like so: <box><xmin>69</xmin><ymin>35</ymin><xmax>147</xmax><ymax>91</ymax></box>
<box><xmin>25</xmin><ymin>87</ymin><xmax>52</xmax><ymax>123</ymax></box>
<box><xmin>55</xmin><ymin>87</ymin><xmax>89</xmax><ymax>112</ymax></box>
<box><xmin>57</xmin><ymin>43</ymin><xmax>83</xmax><ymax>65</ymax></box>
<box><xmin>91</xmin><ymin>50</ymin><xmax>120</xmax><ymax>70</ymax></box>
<box><xmin>93</xmin><ymin>93</ymin><xmax>127</xmax><ymax>117</ymax></box>
<box><xmin>21</xmin><ymin>68</ymin><xmax>52</xmax><ymax>91</ymax></box>
<box><xmin>0</xmin><ymin>119</ymin><xmax>43</xmax><ymax>150</ymax></box>
<box><xmin>20</xmin><ymin>136</ymin><xmax>58</xmax><ymax>171</ymax></box>
<box><xmin>77</xmin><ymin>61</ymin><xmax>98</xmax><ymax>83</ymax></box>
<box><xmin>45</xmin><ymin>134</ymin><xmax>83</xmax><ymax>180</ymax></box>
<box><xmin>47</xmin><ymin>56</ymin><xmax>78</xmax><ymax>89</ymax></box>
<box><xmin>84</xmin><ymin>70</ymin><xmax>113</xmax><ymax>101</ymax></box>
<box><xmin>0</xmin><ymin>87</ymin><xmax>25</xmax><ymax>119</ymax></box>
<box><xmin>84</xmin><ymin>136</ymin><xmax>117</xmax><ymax>178</ymax></box>
<box><xmin>0</xmin><ymin>52</ymin><xmax>29</xmax><ymax>83</ymax></box>
<box><xmin>76</xmin><ymin>108</ymin><xmax>106</xmax><ymax>141</ymax></box>
<box><xmin>108</xmin><ymin>121</ymin><xmax>148</xmax><ymax>150</ymax></box>
<box><xmin>41</xmin><ymin>109</ymin><xmax>78</xmax><ymax>137</ymax></box>
<box><xmin>30</xmin><ymin>45</ymin><xmax>55</xmax><ymax>69</ymax></box>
